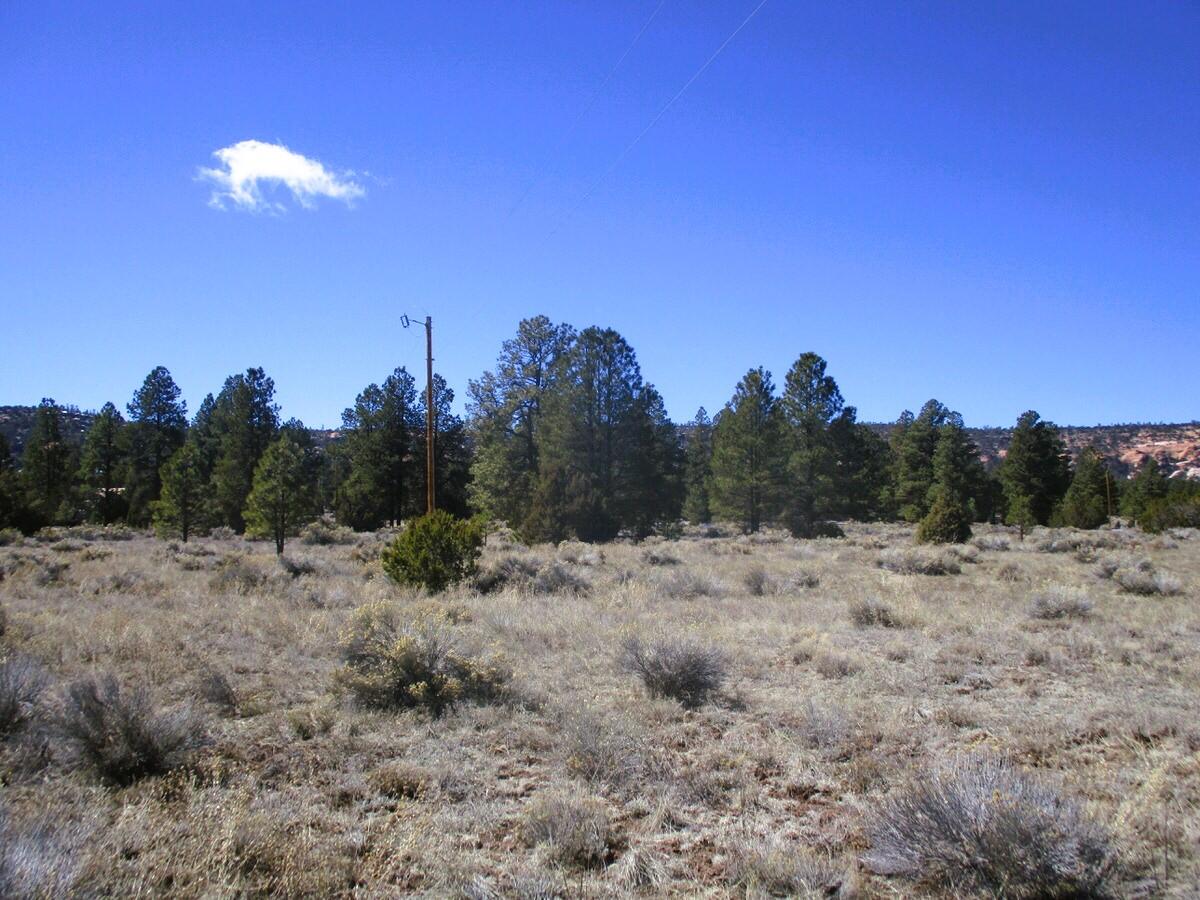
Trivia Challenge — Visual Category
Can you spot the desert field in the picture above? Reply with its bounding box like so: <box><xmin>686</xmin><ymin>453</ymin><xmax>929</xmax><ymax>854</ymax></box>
<box><xmin>0</xmin><ymin>521</ymin><xmax>1196</xmax><ymax>898</ymax></box>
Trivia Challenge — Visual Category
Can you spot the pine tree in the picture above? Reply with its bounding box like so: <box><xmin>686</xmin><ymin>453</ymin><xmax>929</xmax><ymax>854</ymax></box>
<box><xmin>334</xmin><ymin>367</ymin><xmax>419</xmax><ymax>530</ymax></box>
<box><xmin>1006</xmin><ymin>492</ymin><xmax>1036</xmax><ymax>539</ymax></box>
<box><xmin>1058</xmin><ymin>447</ymin><xmax>1111</xmax><ymax>529</ymax></box>
<box><xmin>20</xmin><ymin>399</ymin><xmax>74</xmax><ymax>526</ymax></box>
<box><xmin>0</xmin><ymin>433</ymin><xmax>32</xmax><ymax>532</ymax></box>
<box><xmin>467</xmin><ymin>316</ymin><xmax>575</xmax><ymax>527</ymax></box>
<box><xmin>1120</xmin><ymin>457</ymin><xmax>1168</xmax><ymax>524</ymax></box>
<box><xmin>188</xmin><ymin>393</ymin><xmax>222</xmax><ymax>479</ymax></box>
<box><xmin>828</xmin><ymin>408</ymin><xmax>894</xmax><ymax>521</ymax></box>
<box><xmin>621</xmin><ymin>385</ymin><xmax>684</xmax><ymax>538</ymax></box>
<box><xmin>709</xmin><ymin>368</ymin><xmax>786</xmax><ymax>533</ymax></box>
<box><xmin>125</xmin><ymin>367</ymin><xmax>187</xmax><ymax>525</ymax></box>
<box><xmin>78</xmin><ymin>401</ymin><xmax>128</xmax><ymax>524</ymax></box>
<box><xmin>153</xmin><ymin>442</ymin><xmax>209</xmax><ymax>542</ymax></box>
<box><xmin>891</xmin><ymin>400</ymin><xmax>954</xmax><ymax>522</ymax></box>
<box><xmin>682</xmin><ymin>408</ymin><xmax>714</xmax><ymax>524</ymax></box>
<box><xmin>780</xmin><ymin>353</ymin><xmax>843</xmax><ymax>537</ymax></box>
<box><xmin>244</xmin><ymin>435</ymin><xmax>315</xmax><ymax>554</ymax></box>
<box><xmin>999</xmin><ymin>411</ymin><xmax>1071</xmax><ymax>527</ymax></box>
<box><xmin>916</xmin><ymin>423</ymin><xmax>974</xmax><ymax>544</ymax></box>
<box><xmin>210</xmin><ymin>368</ymin><xmax>279</xmax><ymax>531</ymax></box>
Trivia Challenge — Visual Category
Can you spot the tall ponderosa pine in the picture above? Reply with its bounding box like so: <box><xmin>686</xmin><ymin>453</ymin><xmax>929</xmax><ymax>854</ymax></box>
<box><xmin>244</xmin><ymin>435</ymin><xmax>315</xmax><ymax>554</ymax></box>
<box><xmin>125</xmin><ymin>367</ymin><xmax>187</xmax><ymax>525</ymax></box>
<box><xmin>78</xmin><ymin>402</ymin><xmax>128</xmax><ymax>524</ymax></box>
<box><xmin>682</xmin><ymin>408</ymin><xmax>714</xmax><ymax>525</ymax></box>
<box><xmin>999</xmin><ymin>411</ymin><xmax>1071</xmax><ymax>527</ymax></box>
<box><xmin>780</xmin><ymin>353</ymin><xmax>844</xmax><ymax>537</ymax></box>
<box><xmin>1057</xmin><ymin>447</ymin><xmax>1111</xmax><ymax>529</ymax></box>
<box><xmin>709</xmin><ymin>368</ymin><xmax>786</xmax><ymax>533</ymax></box>
<box><xmin>1120</xmin><ymin>457</ymin><xmax>1168</xmax><ymax>524</ymax></box>
<box><xmin>20</xmin><ymin>399</ymin><xmax>75</xmax><ymax>526</ymax></box>
<box><xmin>333</xmin><ymin>367</ymin><xmax>419</xmax><ymax>530</ymax></box>
<box><xmin>828</xmin><ymin>408</ymin><xmax>894</xmax><ymax>521</ymax></box>
<box><xmin>468</xmin><ymin>316</ymin><xmax>575</xmax><ymax>527</ymax></box>
<box><xmin>916</xmin><ymin>423</ymin><xmax>975</xmax><ymax>544</ymax></box>
<box><xmin>210</xmin><ymin>367</ymin><xmax>279</xmax><ymax>532</ymax></box>
<box><xmin>622</xmin><ymin>384</ymin><xmax>684</xmax><ymax>538</ymax></box>
<box><xmin>154</xmin><ymin>442</ymin><xmax>209</xmax><ymax>542</ymax></box>
<box><xmin>0</xmin><ymin>433</ymin><xmax>25</xmax><ymax>530</ymax></box>
<box><xmin>890</xmin><ymin>400</ymin><xmax>954</xmax><ymax>522</ymax></box>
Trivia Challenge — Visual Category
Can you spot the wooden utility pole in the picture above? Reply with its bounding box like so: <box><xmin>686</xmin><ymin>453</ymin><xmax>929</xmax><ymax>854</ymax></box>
<box><xmin>424</xmin><ymin>316</ymin><xmax>435</xmax><ymax>515</ymax></box>
<box><xmin>402</xmin><ymin>313</ymin><xmax>436</xmax><ymax>515</ymax></box>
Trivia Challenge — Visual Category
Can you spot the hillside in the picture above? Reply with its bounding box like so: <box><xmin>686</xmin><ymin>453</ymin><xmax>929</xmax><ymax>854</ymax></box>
<box><xmin>4</xmin><ymin>403</ymin><xmax>1198</xmax><ymax>479</ymax></box>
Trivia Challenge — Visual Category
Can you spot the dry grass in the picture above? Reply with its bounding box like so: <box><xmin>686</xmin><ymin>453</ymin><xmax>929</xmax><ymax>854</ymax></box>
<box><xmin>0</xmin><ymin>521</ymin><xmax>1196</xmax><ymax>896</ymax></box>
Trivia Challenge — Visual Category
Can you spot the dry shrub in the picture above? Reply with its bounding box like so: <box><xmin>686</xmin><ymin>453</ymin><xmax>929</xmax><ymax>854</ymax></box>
<box><xmin>865</xmin><ymin>755</ymin><xmax>1116</xmax><ymax>897</ymax></box>
<box><xmin>60</xmin><ymin>674</ymin><xmax>206</xmax><ymax>785</ymax></box>
<box><xmin>878</xmin><ymin>549</ymin><xmax>961</xmax><ymax>576</ymax></box>
<box><xmin>530</xmin><ymin>562</ymin><xmax>590</xmax><ymax>596</ymax></box>
<box><xmin>1028</xmin><ymin>587</ymin><xmax>1093</xmax><ymax>620</ymax></box>
<box><xmin>277</xmin><ymin>555</ymin><xmax>320</xmax><ymax>579</ymax></box>
<box><xmin>620</xmin><ymin>636</ymin><xmax>726</xmax><ymax>708</ymax></box>
<box><xmin>997</xmin><ymin>562</ymin><xmax>1024</xmax><ymax>582</ymax></box>
<box><xmin>784</xmin><ymin>569</ymin><xmax>821</xmax><ymax>590</ymax></box>
<box><xmin>299</xmin><ymin>515</ymin><xmax>356</xmax><ymax>546</ymax></box>
<box><xmin>520</xmin><ymin>790</ymin><xmax>616</xmax><ymax>869</ymax></box>
<box><xmin>0</xmin><ymin>655</ymin><xmax>48</xmax><ymax>738</ymax></box>
<box><xmin>641</xmin><ymin>548</ymin><xmax>679</xmax><ymax>566</ymax></box>
<box><xmin>335</xmin><ymin>602</ymin><xmax>510</xmax><ymax>717</ymax></box>
<box><xmin>368</xmin><ymin>761</ymin><xmax>430</xmax><ymax>799</ymax></box>
<box><xmin>849</xmin><ymin>597</ymin><xmax>901</xmax><ymax>628</ymax></box>
<box><xmin>972</xmin><ymin>535</ymin><xmax>1011</xmax><ymax>552</ymax></box>
<box><xmin>561</xmin><ymin>710</ymin><xmax>653</xmax><ymax>788</ymax></box>
<box><xmin>1114</xmin><ymin>569</ymin><xmax>1183</xmax><ymax>597</ymax></box>
<box><xmin>208</xmin><ymin>555</ymin><xmax>268</xmax><ymax>594</ymax></box>
<box><xmin>473</xmin><ymin>554</ymin><xmax>539</xmax><ymax>594</ymax></box>
<box><xmin>725</xmin><ymin>834</ymin><xmax>843</xmax><ymax>897</ymax></box>
<box><xmin>612</xmin><ymin>844</ymin><xmax>668</xmax><ymax>892</ymax></box>
<box><xmin>196</xmin><ymin>669</ymin><xmax>238</xmax><ymax>716</ymax></box>
<box><xmin>814</xmin><ymin>649</ymin><xmax>860</xmax><ymax>679</ymax></box>
<box><xmin>658</xmin><ymin>570</ymin><xmax>725</xmax><ymax>600</ymax></box>
<box><xmin>0</xmin><ymin>529</ymin><xmax>22</xmax><ymax>548</ymax></box>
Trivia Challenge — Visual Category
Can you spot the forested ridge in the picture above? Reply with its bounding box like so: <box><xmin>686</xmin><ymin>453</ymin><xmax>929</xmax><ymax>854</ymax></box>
<box><xmin>2</xmin><ymin>316</ymin><xmax>1198</xmax><ymax>545</ymax></box>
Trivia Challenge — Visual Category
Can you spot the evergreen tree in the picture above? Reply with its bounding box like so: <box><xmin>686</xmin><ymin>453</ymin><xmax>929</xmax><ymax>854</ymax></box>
<box><xmin>916</xmin><ymin>423</ymin><xmax>974</xmax><ymax>544</ymax></box>
<box><xmin>20</xmin><ymin>399</ymin><xmax>74</xmax><ymax>526</ymax></box>
<box><xmin>709</xmin><ymin>368</ymin><xmax>786</xmax><ymax>533</ymax></box>
<box><xmin>188</xmin><ymin>393</ymin><xmax>222</xmax><ymax>479</ymax></box>
<box><xmin>780</xmin><ymin>352</ymin><xmax>843</xmax><ymax>537</ymax></box>
<box><xmin>891</xmin><ymin>400</ymin><xmax>954</xmax><ymax>522</ymax></box>
<box><xmin>1120</xmin><ymin>457</ymin><xmax>1168</xmax><ymax>524</ymax></box>
<box><xmin>999</xmin><ymin>411</ymin><xmax>1071</xmax><ymax>527</ymax></box>
<box><xmin>125</xmin><ymin>367</ymin><xmax>187</xmax><ymax>525</ymax></box>
<box><xmin>210</xmin><ymin>367</ymin><xmax>279</xmax><ymax>531</ymax></box>
<box><xmin>682</xmin><ymin>408</ymin><xmax>714</xmax><ymax>524</ymax></box>
<box><xmin>244</xmin><ymin>435</ymin><xmax>315</xmax><ymax>554</ymax></box>
<box><xmin>334</xmin><ymin>367</ymin><xmax>419</xmax><ymax>530</ymax></box>
<box><xmin>828</xmin><ymin>408</ymin><xmax>894</xmax><ymax>521</ymax></box>
<box><xmin>467</xmin><ymin>316</ymin><xmax>575</xmax><ymax>526</ymax></box>
<box><xmin>78</xmin><ymin>402</ymin><xmax>128</xmax><ymax>524</ymax></box>
<box><xmin>280</xmin><ymin>418</ymin><xmax>325</xmax><ymax>519</ymax></box>
<box><xmin>153</xmin><ymin>442</ymin><xmax>209</xmax><ymax>542</ymax></box>
<box><xmin>621</xmin><ymin>384</ymin><xmax>684</xmax><ymax>538</ymax></box>
<box><xmin>1006</xmin><ymin>492</ymin><xmax>1037</xmax><ymax>539</ymax></box>
<box><xmin>0</xmin><ymin>433</ymin><xmax>32</xmax><ymax>532</ymax></box>
<box><xmin>1058</xmin><ymin>448</ymin><xmax>1111</xmax><ymax>529</ymax></box>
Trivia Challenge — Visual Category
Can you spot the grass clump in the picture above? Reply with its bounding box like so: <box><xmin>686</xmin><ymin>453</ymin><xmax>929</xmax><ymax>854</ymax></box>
<box><xmin>472</xmin><ymin>554</ymin><xmax>539</xmax><ymax>594</ymax></box>
<box><xmin>520</xmin><ymin>790</ymin><xmax>617</xmax><ymax>869</ymax></box>
<box><xmin>0</xmin><ymin>655</ymin><xmax>48</xmax><ymax>738</ymax></box>
<box><xmin>380</xmin><ymin>511</ymin><xmax>485</xmax><ymax>593</ymax></box>
<box><xmin>620</xmin><ymin>636</ymin><xmax>726</xmax><ymax>708</ymax></box>
<box><xmin>1028</xmin><ymin>587</ymin><xmax>1093</xmax><ymax>620</ymax></box>
<box><xmin>335</xmin><ymin>602</ymin><xmax>510</xmax><ymax>717</ymax></box>
<box><xmin>865</xmin><ymin>755</ymin><xmax>1115</xmax><ymax>897</ymax></box>
<box><xmin>60</xmin><ymin>673</ymin><xmax>206</xmax><ymax>785</ymax></box>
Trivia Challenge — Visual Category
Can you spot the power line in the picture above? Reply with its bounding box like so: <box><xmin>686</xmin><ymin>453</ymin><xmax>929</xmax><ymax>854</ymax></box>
<box><xmin>552</xmin><ymin>0</ymin><xmax>769</xmax><ymax>231</ymax></box>
<box><xmin>508</xmin><ymin>0</ymin><xmax>669</xmax><ymax>217</ymax></box>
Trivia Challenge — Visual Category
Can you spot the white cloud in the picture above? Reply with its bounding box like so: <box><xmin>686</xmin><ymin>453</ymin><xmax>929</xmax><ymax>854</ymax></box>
<box><xmin>199</xmin><ymin>140</ymin><xmax>365</xmax><ymax>212</ymax></box>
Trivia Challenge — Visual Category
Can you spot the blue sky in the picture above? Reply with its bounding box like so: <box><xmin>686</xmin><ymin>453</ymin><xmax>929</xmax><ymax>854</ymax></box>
<box><xmin>1</xmin><ymin>1</ymin><xmax>1196</xmax><ymax>428</ymax></box>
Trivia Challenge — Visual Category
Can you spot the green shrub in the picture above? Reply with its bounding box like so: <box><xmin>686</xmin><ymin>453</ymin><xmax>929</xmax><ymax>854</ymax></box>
<box><xmin>380</xmin><ymin>511</ymin><xmax>486</xmax><ymax>593</ymax></box>
<box><xmin>915</xmin><ymin>491</ymin><xmax>972</xmax><ymax>544</ymax></box>
<box><xmin>335</xmin><ymin>602</ymin><xmax>510</xmax><ymax>716</ymax></box>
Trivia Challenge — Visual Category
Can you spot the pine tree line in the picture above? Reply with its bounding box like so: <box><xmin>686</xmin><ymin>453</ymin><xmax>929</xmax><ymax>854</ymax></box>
<box><xmin>3</xmin><ymin>317</ymin><xmax>1198</xmax><ymax>545</ymax></box>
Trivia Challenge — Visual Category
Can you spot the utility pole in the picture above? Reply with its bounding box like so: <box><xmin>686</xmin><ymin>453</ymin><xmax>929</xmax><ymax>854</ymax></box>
<box><xmin>402</xmin><ymin>314</ymin><xmax>436</xmax><ymax>514</ymax></box>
